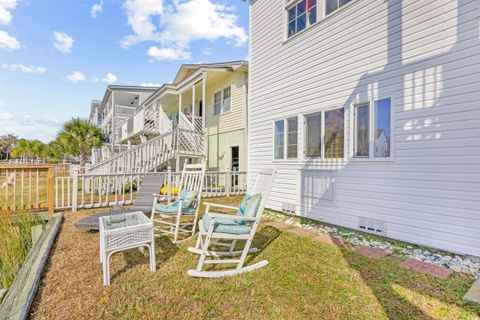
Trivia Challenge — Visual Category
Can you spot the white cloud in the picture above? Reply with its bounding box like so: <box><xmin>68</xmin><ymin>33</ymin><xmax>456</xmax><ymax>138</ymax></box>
<box><xmin>147</xmin><ymin>46</ymin><xmax>190</xmax><ymax>61</ymax></box>
<box><xmin>140</xmin><ymin>82</ymin><xmax>162</xmax><ymax>87</ymax></box>
<box><xmin>103</xmin><ymin>73</ymin><xmax>118</xmax><ymax>83</ymax></box>
<box><xmin>93</xmin><ymin>72</ymin><xmax>118</xmax><ymax>84</ymax></box>
<box><xmin>121</xmin><ymin>0</ymin><xmax>247</xmax><ymax>61</ymax></box>
<box><xmin>0</xmin><ymin>30</ymin><xmax>20</xmax><ymax>50</ymax></box>
<box><xmin>202</xmin><ymin>47</ymin><xmax>212</xmax><ymax>56</ymax></box>
<box><xmin>0</xmin><ymin>112</ymin><xmax>14</xmax><ymax>120</ymax></box>
<box><xmin>1</xmin><ymin>63</ymin><xmax>46</xmax><ymax>74</ymax></box>
<box><xmin>0</xmin><ymin>101</ymin><xmax>6</xmax><ymax>108</ymax></box>
<box><xmin>66</xmin><ymin>71</ymin><xmax>86</xmax><ymax>82</ymax></box>
<box><xmin>0</xmin><ymin>0</ymin><xmax>17</xmax><ymax>26</ymax></box>
<box><xmin>91</xmin><ymin>1</ymin><xmax>103</xmax><ymax>18</ymax></box>
<box><xmin>53</xmin><ymin>31</ymin><xmax>74</xmax><ymax>53</ymax></box>
<box><xmin>122</xmin><ymin>0</ymin><xmax>164</xmax><ymax>46</ymax></box>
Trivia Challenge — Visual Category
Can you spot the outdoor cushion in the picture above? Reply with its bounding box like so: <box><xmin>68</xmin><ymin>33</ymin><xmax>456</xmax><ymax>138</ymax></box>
<box><xmin>153</xmin><ymin>203</ymin><xmax>197</xmax><ymax>215</ymax></box>
<box><xmin>154</xmin><ymin>190</ymin><xmax>199</xmax><ymax>215</ymax></box>
<box><xmin>240</xmin><ymin>194</ymin><xmax>262</xmax><ymax>218</ymax></box>
<box><xmin>201</xmin><ymin>214</ymin><xmax>252</xmax><ymax>235</ymax></box>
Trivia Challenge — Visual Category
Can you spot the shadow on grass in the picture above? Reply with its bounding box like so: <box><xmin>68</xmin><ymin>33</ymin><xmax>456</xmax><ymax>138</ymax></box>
<box><xmin>247</xmin><ymin>226</ymin><xmax>281</xmax><ymax>264</ymax></box>
<box><xmin>112</xmin><ymin>236</ymin><xmax>179</xmax><ymax>281</ymax></box>
<box><xmin>338</xmin><ymin>246</ymin><xmax>480</xmax><ymax>319</ymax></box>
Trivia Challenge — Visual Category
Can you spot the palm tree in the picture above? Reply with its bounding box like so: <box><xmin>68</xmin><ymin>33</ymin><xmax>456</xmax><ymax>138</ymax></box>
<box><xmin>11</xmin><ymin>139</ymin><xmax>32</xmax><ymax>162</ymax></box>
<box><xmin>58</xmin><ymin>118</ymin><xmax>102</xmax><ymax>172</ymax></box>
<box><xmin>29</xmin><ymin>140</ymin><xmax>45</xmax><ymax>161</ymax></box>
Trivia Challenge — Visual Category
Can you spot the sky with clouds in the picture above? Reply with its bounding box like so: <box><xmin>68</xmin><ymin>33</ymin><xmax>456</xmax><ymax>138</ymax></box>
<box><xmin>0</xmin><ymin>0</ymin><xmax>249</xmax><ymax>142</ymax></box>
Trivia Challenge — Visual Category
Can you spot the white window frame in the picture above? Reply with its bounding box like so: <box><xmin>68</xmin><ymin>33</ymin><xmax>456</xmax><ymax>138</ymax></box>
<box><xmin>303</xmin><ymin>106</ymin><xmax>346</xmax><ymax>160</ymax></box>
<box><xmin>284</xmin><ymin>0</ymin><xmax>356</xmax><ymax>41</ymax></box>
<box><xmin>272</xmin><ymin>116</ymin><xmax>299</xmax><ymax>161</ymax></box>
<box><xmin>213</xmin><ymin>85</ymin><xmax>232</xmax><ymax>116</ymax></box>
<box><xmin>351</xmin><ymin>97</ymin><xmax>395</xmax><ymax>161</ymax></box>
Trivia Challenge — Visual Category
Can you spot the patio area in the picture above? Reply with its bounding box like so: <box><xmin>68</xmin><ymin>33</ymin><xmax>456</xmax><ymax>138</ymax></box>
<box><xmin>31</xmin><ymin>196</ymin><xmax>480</xmax><ymax>319</ymax></box>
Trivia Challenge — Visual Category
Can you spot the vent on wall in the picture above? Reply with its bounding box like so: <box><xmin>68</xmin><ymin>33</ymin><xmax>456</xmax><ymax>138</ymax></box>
<box><xmin>358</xmin><ymin>217</ymin><xmax>387</xmax><ymax>236</ymax></box>
<box><xmin>282</xmin><ymin>202</ymin><xmax>296</xmax><ymax>215</ymax></box>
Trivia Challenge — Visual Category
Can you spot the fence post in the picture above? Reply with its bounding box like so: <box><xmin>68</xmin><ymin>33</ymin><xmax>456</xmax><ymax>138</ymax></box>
<box><xmin>72</xmin><ymin>168</ymin><xmax>78</xmax><ymax>212</ymax></box>
<box><xmin>167</xmin><ymin>166</ymin><xmax>172</xmax><ymax>202</ymax></box>
<box><xmin>226</xmin><ymin>168</ymin><xmax>231</xmax><ymax>197</ymax></box>
<box><xmin>47</xmin><ymin>166</ymin><xmax>55</xmax><ymax>215</ymax></box>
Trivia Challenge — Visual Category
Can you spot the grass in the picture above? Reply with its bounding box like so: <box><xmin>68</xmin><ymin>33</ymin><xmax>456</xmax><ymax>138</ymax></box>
<box><xmin>31</xmin><ymin>196</ymin><xmax>480</xmax><ymax>319</ymax></box>
<box><xmin>0</xmin><ymin>212</ymin><xmax>45</xmax><ymax>290</ymax></box>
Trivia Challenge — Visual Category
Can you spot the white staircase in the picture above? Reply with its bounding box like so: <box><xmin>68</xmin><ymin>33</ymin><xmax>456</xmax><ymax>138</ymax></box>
<box><xmin>87</xmin><ymin>128</ymin><xmax>205</xmax><ymax>174</ymax></box>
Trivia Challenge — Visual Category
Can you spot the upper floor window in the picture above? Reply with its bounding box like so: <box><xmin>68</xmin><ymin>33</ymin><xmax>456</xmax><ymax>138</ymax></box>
<box><xmin>287</xmin><ymin>0</ymin><xmax>317</xmax><ymax>38</ymax></box>
<box><xmin>286</xmin><ymin>0</ymin><xmax>355</xmax><ymax>39</ymax></box>
<box><xmin>353</xmin><ymin>98</ymin><xmax>392</xmax><ymax>159</ymax></box>
<box><xmin>325</xmin><ymin>0</ymin><xmax>352</xmax><ymax>15</ymax></box>
<box><xmin>274</xmin><ymin>117</ymin><xmax>298</xmax><ymax>159</ymax></box>
<box><xmin>213</xmin><ymin>86</ymin><xmax>231</xmax><ymax>116</ymax></box>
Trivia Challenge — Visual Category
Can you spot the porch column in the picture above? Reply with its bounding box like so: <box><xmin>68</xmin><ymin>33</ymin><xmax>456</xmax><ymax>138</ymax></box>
<box><xmin>202</xmin><ymin>75</ymin><xmax>206</xmax><ymax>132</ymax></box>
<box><xmin>111</xmin><ymin>90</ymin><xmax>115</xmax><ymax>151</ymax></box>
<box><xmin>178</xmin><ymin>92</ymin><xmax>182</xmax><ymax>115</ymax></box>
<box><xmin>192</xmin><ymin>84</ymin><xmax>196</xmax><ymax>128</ymax></box>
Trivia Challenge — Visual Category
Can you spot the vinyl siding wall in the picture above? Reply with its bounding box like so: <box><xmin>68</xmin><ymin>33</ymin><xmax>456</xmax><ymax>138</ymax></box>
<box><xmin>204</xmin><ymin>71</ymin><xmax>248</xmax><ymax>171</ymax></box>
<box><xmin>248</xmin><ymin>0</ymin><xmax>480</xmax><ymax>256</ymax></box>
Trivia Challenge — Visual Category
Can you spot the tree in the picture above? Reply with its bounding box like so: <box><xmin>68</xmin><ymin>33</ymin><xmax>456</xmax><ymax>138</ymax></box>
<box><xmin>0</xmin><ymin>134</ymin><xmax>18</xmax><ymax>160</ymax></box>
<box><xmin>58</xmin><ymin>118</ymin><xmax>102</xmax><ymax>172</ymax></box>
<box><xmin>10</xmin><ymin>139</ymin><xmax>32</xmax><ymax>161</ymax></box>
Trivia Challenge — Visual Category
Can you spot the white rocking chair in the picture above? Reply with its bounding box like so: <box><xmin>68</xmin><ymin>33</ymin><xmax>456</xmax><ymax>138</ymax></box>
<box><xmin>187</xmin><ymin>167</ymin><xmax>277</xmax><ymax>278</ymax></box>
<box><xmin>151</xmin><ymin>161</ymin><xmax>206</xmax><ymax>243</ymax></box>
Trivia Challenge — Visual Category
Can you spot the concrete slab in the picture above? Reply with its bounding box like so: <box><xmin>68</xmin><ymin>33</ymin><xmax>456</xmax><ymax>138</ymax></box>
<box><xmin>464</xmin><ymin>279</ymin><xmax>480</xmax><ymax>304</ymax></box>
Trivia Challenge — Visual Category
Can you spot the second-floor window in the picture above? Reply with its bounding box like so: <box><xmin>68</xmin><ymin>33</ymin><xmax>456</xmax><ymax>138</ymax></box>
<box><xmin>213</xmin><ymin>86</ymin><xmax>231</xmax><ymax>116</ymax></box>
<box><xmin>286</xmin><ymin>0</ymin><xmax>354</xmax><ymax>39</ymax></box>
<box><xmin>288</xmin><ymin>0</ymin><xmax>317</xmax><ymax>38</ymax></box>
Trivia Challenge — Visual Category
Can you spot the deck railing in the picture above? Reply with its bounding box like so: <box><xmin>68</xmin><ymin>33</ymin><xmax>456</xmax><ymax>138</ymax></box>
<box><xmin>0</xmin><ymin>164</ymin><xmax>70</xmax><ymax>214</ymax></box>
<box><xmin>54</xmin><ymin>169</ymin><xmax>247</xmax><ymax>211</ymax></box>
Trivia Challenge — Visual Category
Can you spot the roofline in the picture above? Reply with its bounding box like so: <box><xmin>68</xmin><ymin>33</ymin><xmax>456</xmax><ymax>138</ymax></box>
<box><xmin>173</xmin><ymin>60</ymin><xmax>248</xmax><ymax>84</ymax></box>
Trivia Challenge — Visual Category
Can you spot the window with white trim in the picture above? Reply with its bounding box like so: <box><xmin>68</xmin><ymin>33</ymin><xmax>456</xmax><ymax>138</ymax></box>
<box><xmin>325</xmin><ymin>0</ymin><xmax>352</xmax><ymax>16</ymax></box>
<box><xmin>274</xmin><ymin>117</ymin><xmax>298</xmax><ymax>159</ymax></box>
<box><xmin>287</xmin><ymin>0</ymin><xmax>317</xmax><ymax>38</ymax></box>
<box><xmin>213</xmin><ymin>86</ymin><xmax>232</xmax><ymax>116</ymax></box>
<box><xmin>286</xmin><ymin>0</ymin><xmax>355</xmax><ymax>39</ymax></box>
<box><xmin>353</xmin><ymin>98</ymin><xmax>392</xmax><ymax>159</ymax></box>
<box><xmin>305</xmin><ymin>107</ymin><xmax>345</xmax><ymax>159</ymax></box>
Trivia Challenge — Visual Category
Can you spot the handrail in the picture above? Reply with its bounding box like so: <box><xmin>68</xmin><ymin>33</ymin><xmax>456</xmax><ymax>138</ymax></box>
<box><xmin>88</xmin><ymin>130</ymin><xmax>175</xmax><ymax>170</ymax></box>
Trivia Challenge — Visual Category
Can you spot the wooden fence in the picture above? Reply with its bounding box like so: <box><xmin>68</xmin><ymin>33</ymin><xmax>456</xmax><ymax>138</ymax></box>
<box><xmin>54</xmin><ymin>169</ymin><xmax>248</xmax><ymax>211</ymax></box>
<box><xmin>0</xmin><ymin>164</ymin><xmax>70</xmax><ymax>214</ymax></box>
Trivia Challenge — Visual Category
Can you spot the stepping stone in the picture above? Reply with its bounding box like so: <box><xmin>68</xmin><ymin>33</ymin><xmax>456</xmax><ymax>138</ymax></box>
<box><xmin>313</xmin><ymin>234</ymin><xmax>346</xmax><ymax>246</ymax></box>
<box><xmin>353</xmin><ymin>245</ymin><xmax>389</xmax><ymax>259</ymax></box>
<box><xmin>464</xmin><ymin>279</ymin><xmax>480</xmax><ymax>304</ymax></box>
<box><xmin>287</xmin><ymin>228</ymin><xmax>318</xmax><ymax>237</ymax></box>
<box><xmin>400</xmin><ymin>258</ymin><xmax>452</xmax><ymax>280</ymax></box>
<box><xmin>265</xmin><ymin>221</ymin><xmax>291</xmax><ymax>230</ymax></box>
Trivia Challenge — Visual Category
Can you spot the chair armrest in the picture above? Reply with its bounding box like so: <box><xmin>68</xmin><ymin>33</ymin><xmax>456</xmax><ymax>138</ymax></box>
<box><xmin>208</xmin><ymin>212</ymin><xmax>256</xmax><ymax>222</ymax></box>
<box><xmin>203</xmin><ymin>202</ymin><xmax>239</xmax><ymax>211</ymax></box>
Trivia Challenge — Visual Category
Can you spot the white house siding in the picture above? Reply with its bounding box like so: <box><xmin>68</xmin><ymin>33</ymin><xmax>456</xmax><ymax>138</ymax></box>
<box><xmin>248</xmin><ymin>0</ymin><xmax>480</xmax><ymax>256</ymax></box>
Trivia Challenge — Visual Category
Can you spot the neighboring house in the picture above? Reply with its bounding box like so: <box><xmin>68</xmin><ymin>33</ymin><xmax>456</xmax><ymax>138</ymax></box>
<box><xmin>88</xmin><ymin>61</ymin><xmax>248</xmax><ymax>175</ymax></box>
<box><xmin>248</xmin><ymin>0</ymin><xmax>480</xmax><ymax>256</ymax></box>
<box><xmin>89</xmin><ymin>85</ymin><xmax>160</xmax><ymax>164</ymax></box>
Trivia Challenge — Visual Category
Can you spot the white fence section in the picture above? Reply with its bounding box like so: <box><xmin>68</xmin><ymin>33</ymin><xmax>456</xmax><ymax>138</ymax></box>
<box><xmin>54</xmin><ymin>170</ymin><xmax>247</xmax><ymax>211</ymax></box>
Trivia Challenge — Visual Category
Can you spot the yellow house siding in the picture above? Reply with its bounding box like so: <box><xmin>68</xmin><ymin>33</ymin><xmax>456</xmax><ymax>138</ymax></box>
<box><xmin>205</xmin><ymin>71</ymin><xmax>247</xmax><ymax>136</ymax></box>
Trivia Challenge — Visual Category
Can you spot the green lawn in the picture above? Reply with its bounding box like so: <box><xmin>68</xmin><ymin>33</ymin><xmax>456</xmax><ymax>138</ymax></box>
<box><xmin>31</xmin><ymin>196</ymin><xmax>480</xmax><ymax>319</ymax></box>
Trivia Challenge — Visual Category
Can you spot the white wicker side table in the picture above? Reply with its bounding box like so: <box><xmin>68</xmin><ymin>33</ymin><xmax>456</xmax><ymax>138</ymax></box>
<box><xmin>99</xmin><ymin>211</ymin><xmax>155</xmax><ymax>286</ymax></box>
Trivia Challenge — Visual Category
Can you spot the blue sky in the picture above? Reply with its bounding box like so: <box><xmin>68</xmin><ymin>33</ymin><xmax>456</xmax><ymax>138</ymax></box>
<box><xmin>0</xmin><ymin>0</ymin><xmax>249</xmax><ymax>142</ymax></box>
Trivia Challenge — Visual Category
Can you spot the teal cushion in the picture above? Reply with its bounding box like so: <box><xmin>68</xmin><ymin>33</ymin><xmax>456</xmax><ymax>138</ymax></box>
<box><xmin>243</xmin><ymin>194</ymin><xmax>262</xmax><ymax>218</ymax></box>
<box><xmin>153</xmin><ymin>203</ymin><xmax>196</xmax><ymax>215</ymax></box>
<box><xmin>201</xmin><ymin>214</ymin><xmax>252</xmax><ymax>235</ymax></box>
<box><xmin>238</xmin><ymin>195</ymin><xmax>250</xmax><ymax>216</ymax></box>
